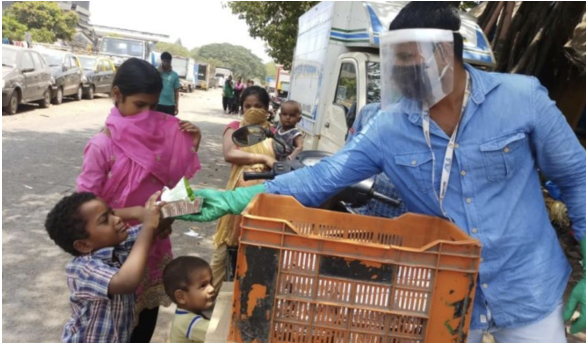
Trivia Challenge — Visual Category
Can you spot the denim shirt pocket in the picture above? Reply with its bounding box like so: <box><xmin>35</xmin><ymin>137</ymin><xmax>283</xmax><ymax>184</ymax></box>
<box><xmin>394</xmin><ymin>152</ymin><xmax>434</xmax><ymax>193</ymax></box>
<box><xmin>479</xmin><ymin>132</ymin><xmax>528</xmax><ymax>181</ymax></box>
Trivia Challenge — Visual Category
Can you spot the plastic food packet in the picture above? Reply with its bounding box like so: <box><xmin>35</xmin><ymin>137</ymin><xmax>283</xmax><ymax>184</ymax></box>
<box><xmin>160</xmin><ymin>178</ymin><xmax>202</xmax><ymax>218</ymax></box>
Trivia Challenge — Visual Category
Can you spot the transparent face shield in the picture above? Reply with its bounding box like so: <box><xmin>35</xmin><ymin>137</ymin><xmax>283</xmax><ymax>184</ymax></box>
<box><xmin>380</xmin><ymin>29</ymin><xmax>455</xmax><ymax>110</ymax></box>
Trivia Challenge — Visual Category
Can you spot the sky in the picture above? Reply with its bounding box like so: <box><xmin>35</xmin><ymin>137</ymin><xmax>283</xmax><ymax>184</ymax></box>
<box><xmin>90</xmin><ymin>0</ymin><xmax>272</xmax><ymax>62</ymax></box>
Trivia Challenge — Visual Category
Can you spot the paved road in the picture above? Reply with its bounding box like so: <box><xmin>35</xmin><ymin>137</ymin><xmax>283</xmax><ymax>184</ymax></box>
<box><xmin>2</xmin><ymin>89</ymin><xmax>235</xmax><ymax>342</ymax></box>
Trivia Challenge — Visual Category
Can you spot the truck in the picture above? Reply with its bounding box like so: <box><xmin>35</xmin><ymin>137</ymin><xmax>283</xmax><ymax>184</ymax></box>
<box><xmin>172</xmin><ymin>56</ymin><xmax>196</xmax><ymax>92</ymax></box>
<box><xmin>275</xmin><ymin>66</ymin><xmax>291</xmax><ymax>99</ymax></box>
<box><xmin>214</xmin><ymin>67</ymin><xmax>232</xmax><ymax>89</ymax></box>
<box><xmin>94</xmin><ymin>24</ymin><xmax>172</xmax><ymax>67</ymax></box>
<box><xmin>194</xmin><ymin>63</ymin><xmax>211</xmax><ymax>91</ymax></box>
<box><xmin>98</xmin><ymin>36</ymin><xmax>154</xmax><ymax>67</ymax></box>
<box><xmin>290</xmin><ymin>1</ymin><xmax>496</xmax><ymax>153</ymax></box>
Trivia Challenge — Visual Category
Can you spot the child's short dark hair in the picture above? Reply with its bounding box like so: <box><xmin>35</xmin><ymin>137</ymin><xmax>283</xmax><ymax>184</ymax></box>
<box><xmin>163</xmin><ymin>256</ymin><xmax>212</xmax><ymax>303</ymax></box>
<box><xmin>281</xmin><ymin>100</ymin><xmax>301</xmax><ymax>114</ymax></box>
<box><xmin>45</xmin><ymin>192</ymin><xmax>97</xmax><ymax>256</ymax></box>
<box><xmin>112</xmin><ymin>58</ymin><xmax>163</xmax><ymax>98</ymax></box>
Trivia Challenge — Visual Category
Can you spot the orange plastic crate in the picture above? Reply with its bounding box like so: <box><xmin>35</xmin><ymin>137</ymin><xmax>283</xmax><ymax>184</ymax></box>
<box><xmin>229</xmin><ymin>194</ymin><xmax>481</xmax><ymax>343</ymax></box>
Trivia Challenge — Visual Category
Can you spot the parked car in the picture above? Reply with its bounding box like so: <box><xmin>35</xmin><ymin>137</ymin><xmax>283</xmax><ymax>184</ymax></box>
<box><xmin>39</xmin><ymin>49</ymin><xmax>84</xmax><ymax>104</ymax></box>
<box><xmin>2</xmin><ymin>45</ymin><xmax>52</xmax><ymax>114</ymax></box>
<box><xmin>77</xmin><ymin>55</ymin><xmax>116</xmax><ymax>99</ymax></box>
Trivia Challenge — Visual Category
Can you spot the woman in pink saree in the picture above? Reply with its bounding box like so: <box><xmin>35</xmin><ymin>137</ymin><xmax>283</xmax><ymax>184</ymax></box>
<box><xmin>76</xmin><ymin>59</ymin><xmax>201</xmax><ymax>342</ymax></box>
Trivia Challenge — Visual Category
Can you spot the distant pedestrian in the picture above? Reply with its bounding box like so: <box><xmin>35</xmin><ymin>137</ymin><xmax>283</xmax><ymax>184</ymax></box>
<box><xmin>232</xmin><ymin>76</ymin><xmax>245</xmax><ymax>114</ymax></box>
<box><xmin>157</xmin><ymin>52</ymin><xmax>181</xmax><ymax>116</ymax></box>
<box><xmin>222</xmin><ymin>75</ymin><xmax>234</xmax><ymax>113</ymax></box>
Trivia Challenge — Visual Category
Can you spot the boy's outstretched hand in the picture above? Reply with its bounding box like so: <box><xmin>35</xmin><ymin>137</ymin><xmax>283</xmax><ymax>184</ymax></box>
<box><xmin>109</xmin><ymin>191</ymin><xmax>165</xmax><ymax>295</ymax></box>
<box><xmin>143</xmin><ymin>191</ymin><xmax>165</xmax><ymax>233</ymax></box>
<box><xmin>175</xmin><ymin>184</ymin><xmax>266</xmax><ymax>223</ymax></box>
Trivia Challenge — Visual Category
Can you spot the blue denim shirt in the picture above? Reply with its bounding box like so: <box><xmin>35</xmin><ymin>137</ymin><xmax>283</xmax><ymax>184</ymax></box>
<box><xmin>346</xmin><ymin>103</ymin><xmax>408</xmax><ymax>218</ymax></box>
<box><xmin>267</xmin><ymin>64</ymin><xmax>586</xmax><ymax>330</ymax></box>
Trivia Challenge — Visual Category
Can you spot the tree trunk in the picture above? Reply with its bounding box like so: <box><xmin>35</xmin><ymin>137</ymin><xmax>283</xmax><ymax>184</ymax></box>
<box><xmin>479</xmin><ymin>1</ymin><xmax>499</xmax><ymax>29</ymax></box>
<box><xmin>484</xmin><ymin>2</ymin><xmax>505</xmax><ymax>37</ymax></box>
<box><xmin>531</xmin><ymin>2</ymin><xmax>563</xmax><ymax>76</ymax></box>
<box><xmin>494</xmin><ymin>2</ymin><xmax>515</xmax><ymax>64</ymax></box>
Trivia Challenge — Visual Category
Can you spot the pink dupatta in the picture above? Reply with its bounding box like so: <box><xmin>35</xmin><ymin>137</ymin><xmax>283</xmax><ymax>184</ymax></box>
<box><xmin>102</xmin><ymin>107</ymin><xmax>201</xmax><ymax>206</ymax></box>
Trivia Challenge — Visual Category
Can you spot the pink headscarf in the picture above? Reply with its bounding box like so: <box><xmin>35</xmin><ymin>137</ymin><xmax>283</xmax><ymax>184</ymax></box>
<box><xmin>105</xmin><ymin>107</ymin><xmax>201</xmax><ymax>187</ymax></box>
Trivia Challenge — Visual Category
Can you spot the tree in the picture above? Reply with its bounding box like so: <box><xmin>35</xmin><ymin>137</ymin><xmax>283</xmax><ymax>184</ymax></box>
<box><xmin>194</xmin><ymin>43</ymin><xmax>266</xmax><ymax>82</ymax></box>
<box><xmin>30</xmin><ymin>28</ymin><xmax>56</xmax><ymax>43</ymax></box>
<box><xmin>4</xmin><ymin>2</ymin><xmax>78</xmax><ymax>42</ymax></box>
<box><xmin>155</xmin><ymin>42</ymin><xmax>190</xmax><ymax>57</ymax></box>
<box><xmin>227</xmin><ymin>1</ymin><xmax>319</xmax><ymax>69</ymax></box>
<box><xmin>2</xmin><ymin>16</ymin><xmax>27</xmax><ymax>41</ymax></box>
<box><xmin>265</xmin><ymin>62</ymin><xmax>277</xmax><ymax>79</ymax></box>
<box><xmin>459</xmin><ymin>2</ymin><xmax>479</xmax><ymax>11</ymax></box>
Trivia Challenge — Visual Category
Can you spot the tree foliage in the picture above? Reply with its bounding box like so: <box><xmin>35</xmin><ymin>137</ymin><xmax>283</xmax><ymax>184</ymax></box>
<box><xmin>155</xmin><ymin>42</ymin><xmax>190</xmax><ymax>57</ymax></box>
<box><xmin>227</xmin><ymin>1</ymin><xmax>319</xmax><ymax>70</ymax></box>
<box><xmin>30</xmin><ymin>28</ymin><xmax>56</xmax><ymax>43</ymax></box>
<box><xmin>2</xmin><ymin>16</ymin><xmax>27</xmax><ymax>41</ymax></box>
<box><xmin>193</xmin><ymin>43</ymin><xmax>266</xmax><ymax>81</ymax></box>
<box><xmin>265</xmin><ymin>62</ymin><xmax>277</xmax><ymax>79</ymax></box>
<box><xmin>459</xmin><ymin>2</ymin><xmax>479</xmax><ymax>11</ymax></box>
<box><xmin>3</xmin><ymin>2</ymin><xmax>78</xmax><ymax>42</ymax></box>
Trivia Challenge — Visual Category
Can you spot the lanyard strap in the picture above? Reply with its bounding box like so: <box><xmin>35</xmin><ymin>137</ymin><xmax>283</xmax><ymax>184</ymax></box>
<box><xmin>421</xmin><ymin>72</ymin><xmax>471</xmax><ymax>219</ymax></box>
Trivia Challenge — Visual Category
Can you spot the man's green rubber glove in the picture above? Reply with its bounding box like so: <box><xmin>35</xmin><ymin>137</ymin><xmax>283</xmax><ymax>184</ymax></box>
<box><xmin>564</xmin><ymin>239</ymin><xmax>586</xmax><ymax>334</ymax></box>
<box><xmin>175</xmin><ymin>184</ymin><xmax>266</xmax><ymax>223</ymax></box>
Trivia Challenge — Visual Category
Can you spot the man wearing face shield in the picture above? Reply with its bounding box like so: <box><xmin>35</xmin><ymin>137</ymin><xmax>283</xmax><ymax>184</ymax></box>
<box><xmin>179</xmin><ymin>3</ymin><xmax>585</xmax><ymax>341</ymax></box>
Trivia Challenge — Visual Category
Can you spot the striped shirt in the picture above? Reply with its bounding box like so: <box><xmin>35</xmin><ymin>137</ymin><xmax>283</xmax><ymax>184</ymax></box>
<box><xmin>273</xmin><ymin>125</ymin><xmax>303</xmax><ymax>161</ymax></box>
<box><xmin>62</xmin><ymin>225</ymin><xmax>141</xmax><ymax>343</ymax></box>
<box><xmin>170</xmin><ymin>309</ymin><xmax>210</xmax><ymax>343</ymax></box>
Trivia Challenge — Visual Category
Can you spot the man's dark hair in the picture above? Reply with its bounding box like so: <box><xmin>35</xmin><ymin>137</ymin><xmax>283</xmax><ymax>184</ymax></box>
<box><xmin>45</xmin><ymin>192</ymin><xmax>97</xmax><ymax>256</ymax></box>
<box><xmin>240</xmin><ymin>85</ymin><xmax>270</xmax><ymax>110</ymax></box>
<box><xmin>163</xmin><ymin>256</ymin><xmax>211</xmax><ymax>303</ymax></box>
<box><xmin>389</xmin><ymin>2</ymin><xmax>464</xmax><ymax>61</ymax></box>
<box><xmin>112</xmin><ymin>58</ymin><xmax>163</xmax><ymax>98</ymax></box>
<box><xmin>160</xmin><ymin>51</ymin><xmax>172</xmax><ymax>61</ymax></box>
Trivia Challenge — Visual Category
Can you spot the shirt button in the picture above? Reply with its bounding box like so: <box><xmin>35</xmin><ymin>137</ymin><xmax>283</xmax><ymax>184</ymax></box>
<box><xmin>461</xmin><ymin>170</ymin><xmax>467</xmax><ymax>176</ymax></box>
<box><xmin>480</xmin><ymin>257</ymin><xmax>484</xmax><ymax>263</ymax></box>
<box><xmin>454</xmin><ymin>143</ymin><xmax>460</xmax><ymax>149</ymax></box>
<box><xmin>411</xmin><ymin>160</ymin><xmax>417</xmax><ymax>166</ymax></box>
<box><xmin>472</xmin><ymin>228</ymin><xmax>478</xmax><ymax>234</ymax></box>
<box><xmin>504</xmin><ymin>147</ymin><xmax>510</xmax><ymax>153</ymax></box>
<box><xmin>482</xmin><ymin>283</ymin><xmax>489</xmax><ymax>289</ymax></box>
<box><xmin>466</xmin><ymin>197</ymin><xmax>472</xmax><ymax>204</ymax></box>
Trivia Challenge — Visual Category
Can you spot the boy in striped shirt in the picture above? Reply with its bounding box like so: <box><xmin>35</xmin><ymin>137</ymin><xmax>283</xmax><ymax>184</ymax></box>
<box><xmin>44</xmin><ymin>191</ymin><xmax>165</xmax><ymax>342</ymax></box>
